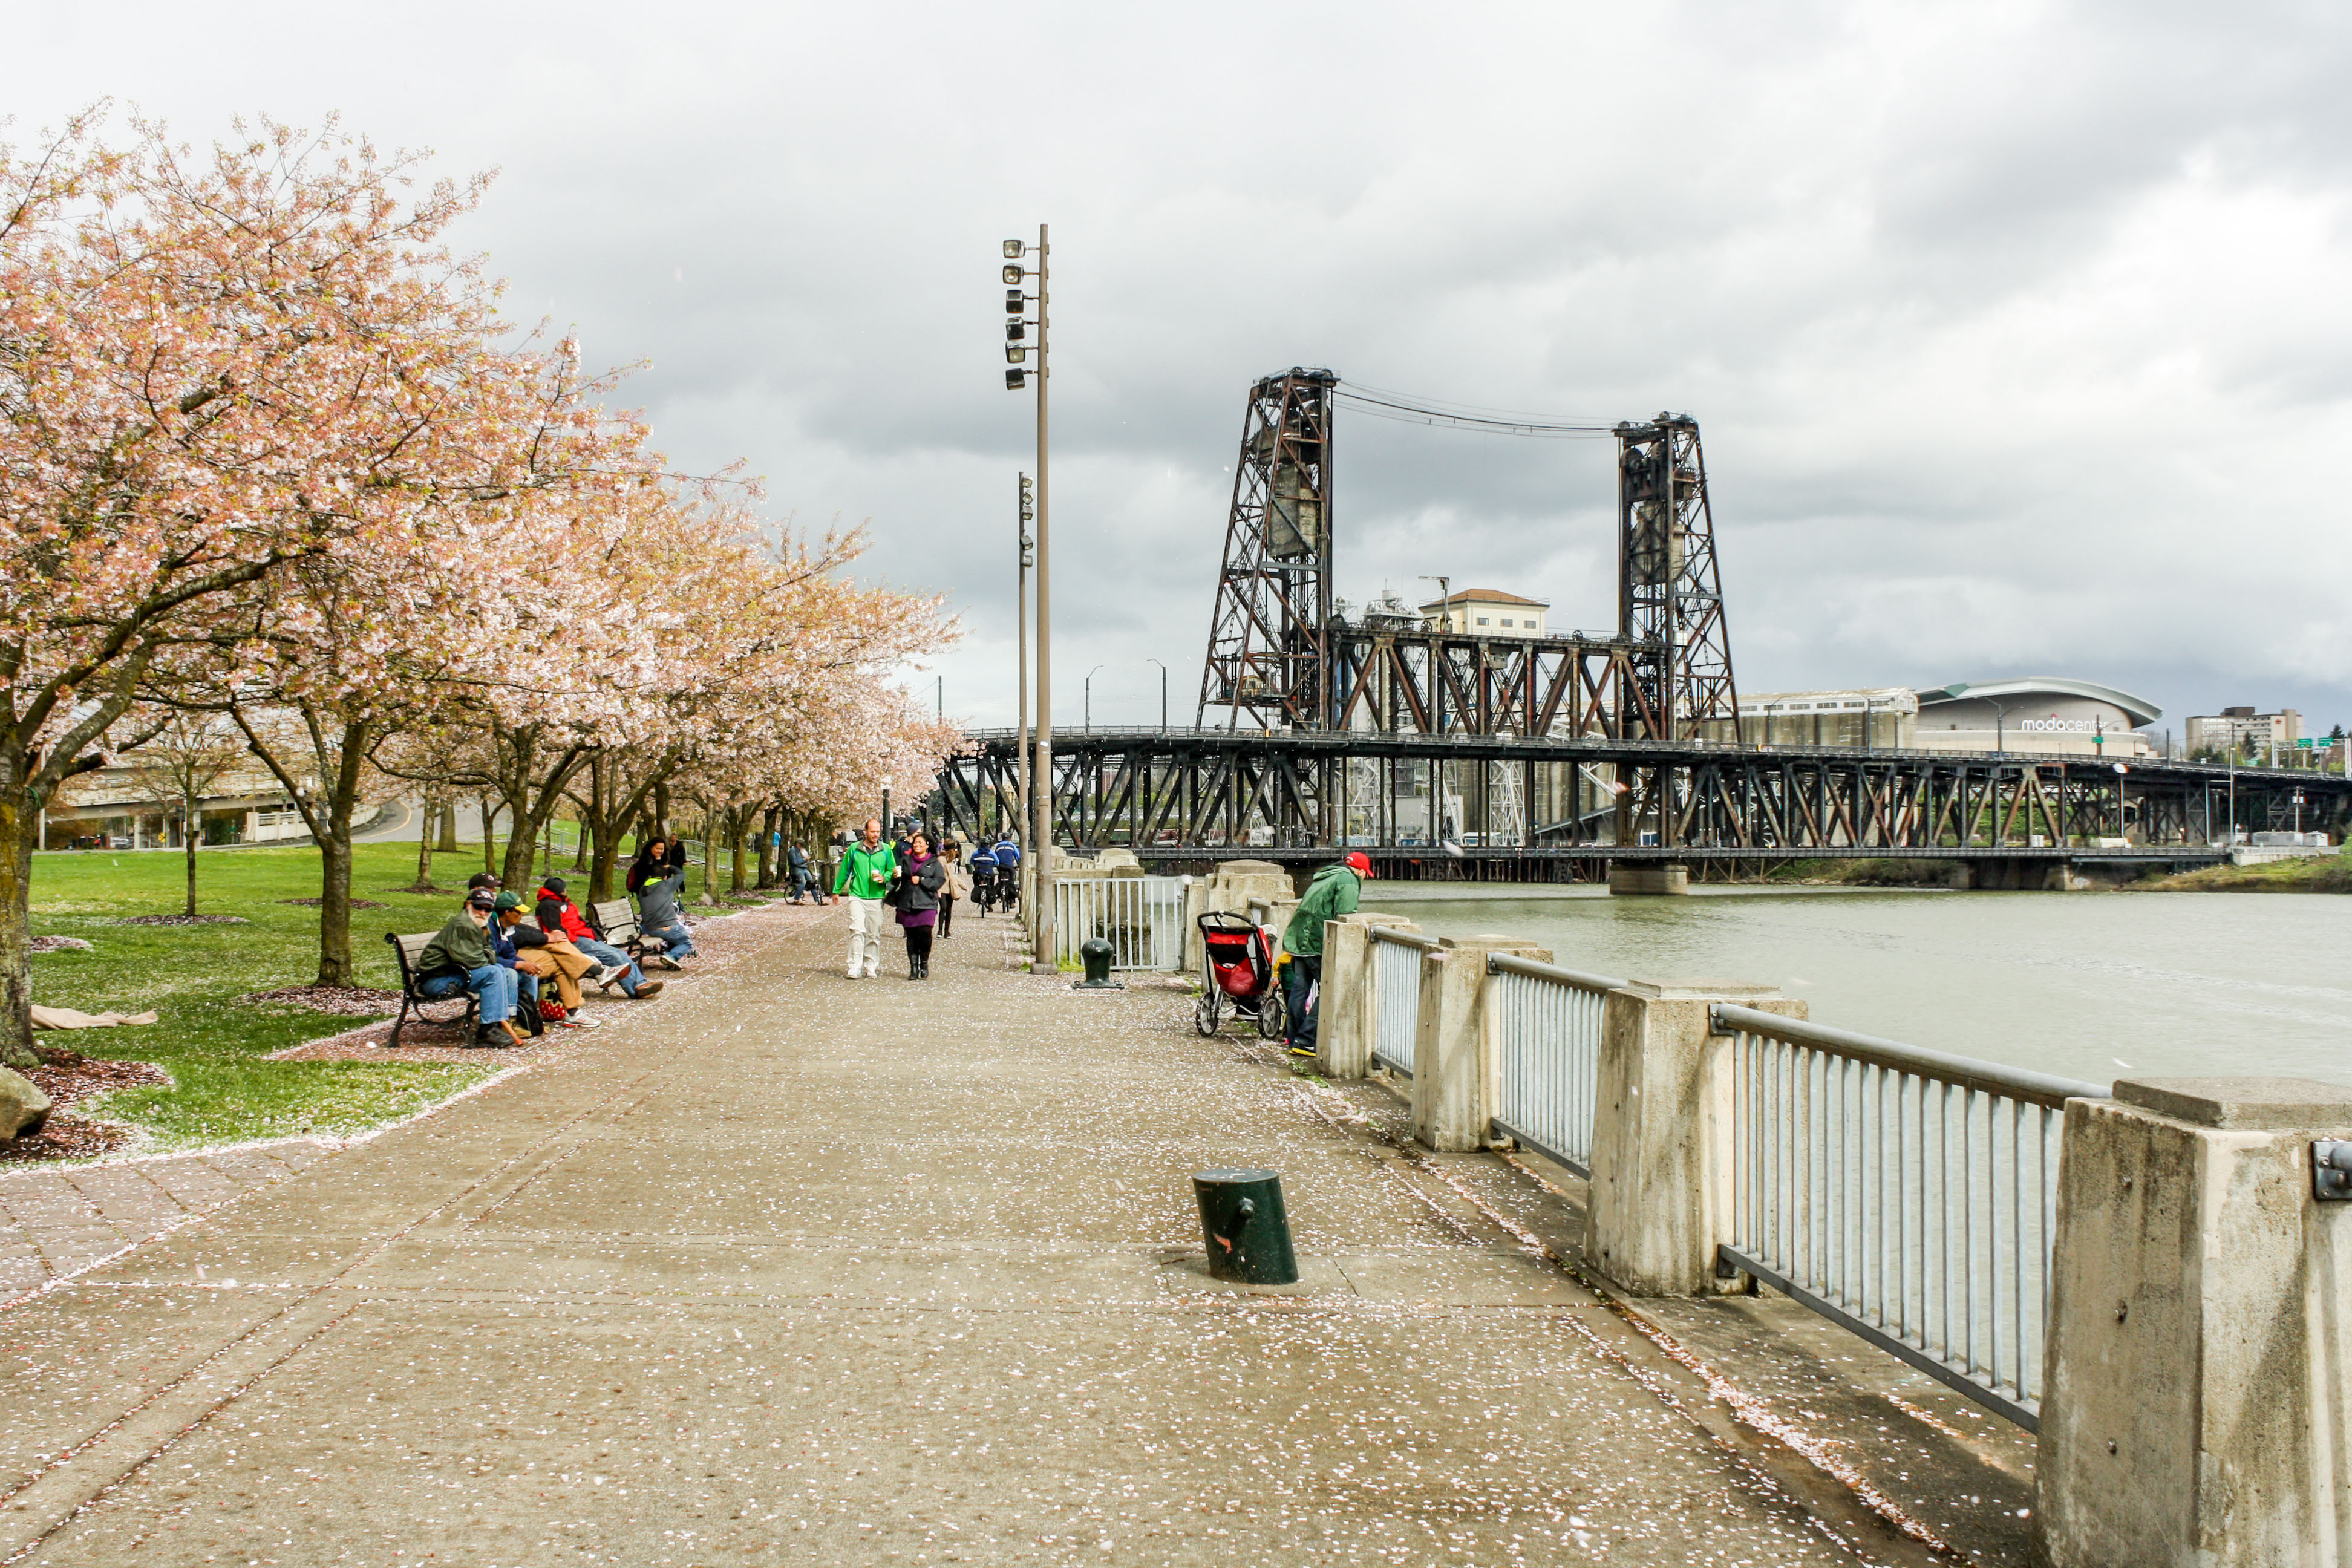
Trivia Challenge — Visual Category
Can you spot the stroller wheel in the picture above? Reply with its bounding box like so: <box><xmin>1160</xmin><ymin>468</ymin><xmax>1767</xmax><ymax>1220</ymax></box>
<box><xmin>1193</xmin><ymin>990</ymin><xmax>1222</xmax><ymax>1037</ymax></box>
<box><xmin>1256</xmin><ymin>982</ymin><xmax>1287</xmax><ymax>1040</ymax></box>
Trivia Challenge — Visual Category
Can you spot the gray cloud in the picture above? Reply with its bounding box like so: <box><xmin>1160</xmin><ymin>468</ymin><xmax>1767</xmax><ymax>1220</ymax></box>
<box><xmin>21</xmin><ymin>0</ymin><xmax>2352</xmax><ymax>735</ymax></box>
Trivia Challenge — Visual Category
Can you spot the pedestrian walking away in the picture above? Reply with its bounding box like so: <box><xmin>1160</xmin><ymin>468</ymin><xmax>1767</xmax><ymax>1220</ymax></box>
<box><xmin>893</xmin><ymin>831</ymin><xmax>947</xmax><ymax>979</ymax></box>
<box><xmin>786</xmin><ymin>841</ymin><xmax>815</xmax><ymax>903</ymax></box>
<box><xmin>835</xmin><ymin>818</ymin><xmax>898</xmax><ymax>979</ymax></box>
<box><xmin>935</xmin><ymin>838</ymin><xmax>971</xmax><ymax>938</ymax></box>
<box><xmin>1280</xmin><ymin>850</ymin><xmax>1374</xmax><ymax>1060</ymax></box>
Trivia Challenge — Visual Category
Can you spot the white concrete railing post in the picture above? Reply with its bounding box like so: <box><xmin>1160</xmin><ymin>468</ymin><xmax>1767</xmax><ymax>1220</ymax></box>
<box><xmin>1315</xmin><ymin>914</ymin><xmax>1396</xmax><ymax>1080</ymax></box>
<box><xmin>1410</xmin><ymin>936</ymin><xmax>1549</xmax><ymax>1152</ymax></box>
<box><xmin>1584</xmin><ymin>981</ymin><xmax>1801</xmax><ymax>1295</ymax></box>
<box><xmin>2034</xmin><ymin>1076</ymin><xmax>2352</xmax><ymax>1568</ymax></box>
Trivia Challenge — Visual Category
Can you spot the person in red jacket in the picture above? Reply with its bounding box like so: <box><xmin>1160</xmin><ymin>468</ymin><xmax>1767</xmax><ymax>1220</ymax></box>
<box><xmin>533</xmin><ymin>877</ymin><xmax>663</xmax><ymax>1000</ymax></box>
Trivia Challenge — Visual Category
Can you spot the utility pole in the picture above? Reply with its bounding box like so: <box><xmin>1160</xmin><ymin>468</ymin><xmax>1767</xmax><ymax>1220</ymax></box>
<box><xmin>1004</xmin><ymin>227</ymin><xmax>1051</xmax><ymax>967</ymax></box>
<box><xmin>1016</xmin><ymin>472</ymin><xmax>1033</xmax><ymax>861</ymax></box>
<box><xmin>1146</xmin><ymin>658</ymin><xmax>1166</xmax><ymax>734</ymax></box>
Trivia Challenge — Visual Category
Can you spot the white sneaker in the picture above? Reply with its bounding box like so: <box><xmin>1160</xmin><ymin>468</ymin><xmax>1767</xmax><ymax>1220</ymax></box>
<box><xmin>588</xmin><ymin>962</ymin><xmax>625</xmax><ymax>986</ymax></box>
<box><xmin>569</xmin><ymin>1013</ymin><xmax>602</xmax><ymax>1029</ymax></box>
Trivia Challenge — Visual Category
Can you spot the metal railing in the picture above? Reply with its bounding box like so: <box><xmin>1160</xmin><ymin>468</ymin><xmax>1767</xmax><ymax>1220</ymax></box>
<box><xmin>1052</xmin><ymin>875</ymin><xmax>1188</xmax><ymax>970</ymax></box>
<box><xmin>1485</xmin><ymin>953</ymin><xmax>1627</xmax><ymax>1178</ymax></box>
<box><xmin>1711</xmin><ymin>1002</ymin><xmax>2108</xmax><ymax>1429</ymax></box>
<box><xmin>1368</xmin><ymin>926</ymin><xmax>1437</xmax><ymax>1077</ymax></box>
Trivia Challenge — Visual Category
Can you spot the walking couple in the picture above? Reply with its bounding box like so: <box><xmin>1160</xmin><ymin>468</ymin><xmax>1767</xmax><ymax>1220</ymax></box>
<box><xmin>835</xmin><ymin>819</ymin><xmax>970</xmax><ymax>979</ymax></box>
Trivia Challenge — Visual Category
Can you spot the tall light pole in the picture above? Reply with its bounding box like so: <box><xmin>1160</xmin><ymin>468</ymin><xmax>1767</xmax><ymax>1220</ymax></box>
<box><xmin>1145</xmin><ymin>657</ymin><xmax>1167</xmax><ymax>733</ymax></box>
<box><xmin>1004</xmin><ymin>229</ymin><xmax>1051</xmax><ymax>966</ymax></box>
<box><xmin>1015</xmin><ymin>472</ymin><xmax>1033</xmax><ymax>856</ymax></box>
<box><xmin>1085</xmin><ymin>665</ymin><xmax>1104</xmax><ymax>732</ymax></box>
<box><xmin>1417</xmin><ymin>575</ymin><xmax>1452</xmax><ymax>632</ymax></box>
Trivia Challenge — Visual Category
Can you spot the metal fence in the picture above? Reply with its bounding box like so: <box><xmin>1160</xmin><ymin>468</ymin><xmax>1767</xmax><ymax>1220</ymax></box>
<box><xmin>1052</xmin><ymin>875</ymin><xmax>1187</xmax><ymax>970</ymax></box>
<box><xmin>1485</xmin><ymin>953</ymin><xmax>1627</xmax><ymax>1178</ymax></box>
<box><xmin>1710</xmin><ymin>1002</ymin><xmax>2108</xmax><ymax>1429</ymax></box>
<box><xmin>1368</xmin><ymin>927</ymin><xmax>1436</xmax><ymax>1077</ymax></box>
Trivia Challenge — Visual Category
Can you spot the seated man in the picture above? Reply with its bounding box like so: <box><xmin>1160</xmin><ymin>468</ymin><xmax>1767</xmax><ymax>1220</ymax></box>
<box><xmin>492</xmin><ymin>892</ymin><xmax>602</xmax><ymax>1029</ymax></box>
<box><xmin>635</xmin><ymin>856</ymin><xmax>696</xmax><ymax>967</ymax></box>
<box><xmin>533</xmin><ymin>876</ymin><xmax>664</xmax><ymax>1001</ymax></box>
<box><xmin>415</xmin><ymin>889</ymin><xmax>526</xmax><ymax>1048</ymax></box>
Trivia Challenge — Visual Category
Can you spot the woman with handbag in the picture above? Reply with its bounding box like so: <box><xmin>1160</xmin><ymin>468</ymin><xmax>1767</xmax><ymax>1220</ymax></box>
<box><xmin>892</xmin><ymin>832</ymin><xmax>948</xmax><ymax>979</ymax></box>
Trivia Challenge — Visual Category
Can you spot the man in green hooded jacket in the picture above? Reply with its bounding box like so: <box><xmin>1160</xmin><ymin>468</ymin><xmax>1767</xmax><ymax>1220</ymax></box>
<box><xmin>1279</xmin><ymin>851</ymin><xmax>1374</xmax><ymax>1059</ymax></box>
<box><xmin>834</xmin><ymin>819</ymin><xmax>898</xmax><ymax>979</ymax></box>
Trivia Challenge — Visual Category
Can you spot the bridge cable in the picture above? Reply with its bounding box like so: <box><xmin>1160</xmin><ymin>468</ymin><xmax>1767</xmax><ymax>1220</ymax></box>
<box><xmin>1331</xmin><ymin>381</ymin><xmax>1616</xmax><ymax>439</ymax></box>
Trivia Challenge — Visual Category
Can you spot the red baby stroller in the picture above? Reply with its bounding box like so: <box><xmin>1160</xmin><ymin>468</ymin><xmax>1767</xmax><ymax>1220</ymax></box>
<box><xmin>1194</xmin><ymin>910</ymin><xmax>1287</xmax><ymax>1040</ymax></box>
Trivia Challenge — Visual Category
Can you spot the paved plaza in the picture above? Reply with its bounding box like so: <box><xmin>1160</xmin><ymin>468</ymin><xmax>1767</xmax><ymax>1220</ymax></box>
<box><xmin>0</xmin><ymin>904</ymin><xmax>2033</xmax><ymax>1565</ymax></box>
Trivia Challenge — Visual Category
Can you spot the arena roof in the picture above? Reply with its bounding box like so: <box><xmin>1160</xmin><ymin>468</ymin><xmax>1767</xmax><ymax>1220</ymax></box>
<box><xmin>1918</xmin><ymin>678</ymin><xmax>2163</xmax><ymax>728</ymax></box>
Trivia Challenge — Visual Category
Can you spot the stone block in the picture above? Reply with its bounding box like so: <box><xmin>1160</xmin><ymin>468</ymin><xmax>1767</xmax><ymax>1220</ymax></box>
<box><xmin>1586</xmin><ymin>981</ymin><xmax>1800</xmax><ymax>1294</ymax></box>
<box><xmin>1410</xmin><ymin>936</ymin><xmax>1549</xmax><ymax>1152</ymax></box>
<box><xmin>0</xmin><ymin>1066</ymin><xmax>52</xmax><ymax>1142</ymax></box>
<box><xmin>2034</xmin><ymin>1077</ymin><xmax>2352</xmax><ymax>1568</ymax></box>
<box><xmin>1607</xmin><ymin>863</ymin><xmax>1689</xmax><ymax>896</ymax></box>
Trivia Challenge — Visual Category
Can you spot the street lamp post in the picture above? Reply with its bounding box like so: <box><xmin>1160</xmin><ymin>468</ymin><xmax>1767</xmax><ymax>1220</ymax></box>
<box><xmin>1015</xmin><ymin>473</ymin><xmax>1034</xmax><ymax>854</ymax></box>
<box><xmin>1145</xmin><ymin>658</ymin><xmax>1167</xmax><ymax>733</ymax></box>
<box><xmin>881</xmin><ymin>777</ymin><xmax>894</xmax><ymax>841</ymax></box>
<box><xmin>1085</xmin><ymin>665</ymin><xmax>1104</xmax><ymax>732</ymax></box>
<box><xmin>1417</xmin><ymin>575</ymin><xmax>1452</xmax><ymax>632</ymax></box>
<box><xmin>2113</xmin><ymin>762</ymin><xmax>2129</xmax><ymax>841</ymax></box>
<box><xmin>1004</xmin><ymin>228</ymin><xmax>1051</xmax><ymax>967</ymax></box>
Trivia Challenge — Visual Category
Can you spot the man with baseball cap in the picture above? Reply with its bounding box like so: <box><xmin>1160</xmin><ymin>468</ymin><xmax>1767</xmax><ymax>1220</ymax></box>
<box><xmin>414</xmin><ymin>888</ymin><xmax>526</xmax><ymax>1048</ymax></box>
<box><xmin>1279</xmin><ymin>850</ymin><xmax>1375</xmax><ymax>1061</ymax></box>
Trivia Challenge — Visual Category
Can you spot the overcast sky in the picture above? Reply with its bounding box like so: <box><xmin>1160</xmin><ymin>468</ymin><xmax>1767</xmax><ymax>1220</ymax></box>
<box><xmin>20</xmin><ymin>1</ymin><xmax>2352</xmax><ymax>738</ymax></box>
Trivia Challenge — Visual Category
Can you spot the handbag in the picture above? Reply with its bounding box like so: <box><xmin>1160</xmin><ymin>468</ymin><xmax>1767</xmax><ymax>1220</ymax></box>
<box><xmin>540</xmin><ymin>996</ymin><xmax>568</xmax><ymax>1022</ymax></box>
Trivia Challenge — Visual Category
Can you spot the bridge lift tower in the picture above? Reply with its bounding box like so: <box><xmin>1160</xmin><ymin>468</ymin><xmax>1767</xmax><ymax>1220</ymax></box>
<box><xmin>1194</xmin><ymin>368</ymin><xmax>1741</xmax><ymax>745</ymax></box>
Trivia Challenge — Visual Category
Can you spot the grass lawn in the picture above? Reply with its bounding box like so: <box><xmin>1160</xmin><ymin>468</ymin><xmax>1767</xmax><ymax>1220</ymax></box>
<box><xmin>22</xmin><ymin>840</ymin><xmax>557</xmax><ymax>1153</ymax></box>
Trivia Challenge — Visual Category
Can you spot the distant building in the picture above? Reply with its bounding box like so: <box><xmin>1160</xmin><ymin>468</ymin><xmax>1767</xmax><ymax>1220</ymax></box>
<box><xmin>43</xmin><ymin>754</ymin><xmax>304</xmax><ymax>851</ymax></box>
<box><xmin>1704</xmin><ymin>688</ymin><xmax>1919</xmax><ymax>750</ymax></box>
<box><xmin>1913</xmin><ymin>678</ymin><xmax>2160</xmax><ymax>759</ymax></box>
<box><xmin>2184</xmin><ymin>706</ymin><xmax>2301</xmax><ymax>759</ymax></box>
<box><xmin>1417</xmin><ymin>589</ymin><xmax>1550</xmax><ymax>638</ymax></box>
<box><xmin>1695</xmin><ymin>676</ymin><xmax>2163</xmax><ymax>758</ymax></box>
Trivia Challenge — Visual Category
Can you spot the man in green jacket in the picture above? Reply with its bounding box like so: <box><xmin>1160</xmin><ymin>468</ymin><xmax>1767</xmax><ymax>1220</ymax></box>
<box><xmin>1279</xmin><ymin>851</ymin><xmax>1374</xmax><ymax>1060</ymax></box>
<box><xmin>414</xmin><ymin>889</ymin><xmax>524</xmax><ymax>1048</ymax></box>
<box><xmin>834</xmin><ymin>818</ymin><xmax>899</xmax><ymax>979</ymax></box>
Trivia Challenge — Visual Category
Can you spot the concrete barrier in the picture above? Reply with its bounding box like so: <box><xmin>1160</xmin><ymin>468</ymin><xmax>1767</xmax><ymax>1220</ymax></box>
<box><xmin>1409</xmin><ymin>936</ymin><xmax>1548</xmax><ymax>1152</ymax></box>
<box><xmin>1584</xmin><ymin>981</ymin><xmax>1801</xmax><ymax>1295</ymax></box>
<box><xmin>2034</xmin><ymin>1077</ymin><xmax>2352</xmax><ymax>1568</ymax></box>
<box><xmin>1314</xmin><ymin>914</ymin><xmax>1395</xmax><ymax>1081</ymax></box>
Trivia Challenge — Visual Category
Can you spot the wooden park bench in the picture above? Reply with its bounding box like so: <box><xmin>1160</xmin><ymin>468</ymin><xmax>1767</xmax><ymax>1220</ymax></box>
<box><xmin>382</xmin><ymin>931</ymin><xmax>479</xmax><ymax>1049</ymax></box>
<box><xmin>587</xmin><ymin>898</ymin><xmax>665</xmax><ymax>970</ymax></box>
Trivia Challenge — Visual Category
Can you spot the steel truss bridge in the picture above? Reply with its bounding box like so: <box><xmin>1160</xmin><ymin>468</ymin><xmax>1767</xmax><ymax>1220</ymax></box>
<box><xmin>935</xmin><ymin>367</ymin><xmax>2348</xmax><ymax>878</ymax></box>
<box><xmin>935</xmin><ymin>726</ymin><xmax>2347</xmax><ymax>880</ymax></box>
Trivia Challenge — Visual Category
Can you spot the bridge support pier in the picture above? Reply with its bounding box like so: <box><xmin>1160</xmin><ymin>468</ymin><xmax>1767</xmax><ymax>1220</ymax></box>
<box><xmin>1607</xmin><ymin>863</ymin><xmax>1689</xmax><ymax>897</ymax></box>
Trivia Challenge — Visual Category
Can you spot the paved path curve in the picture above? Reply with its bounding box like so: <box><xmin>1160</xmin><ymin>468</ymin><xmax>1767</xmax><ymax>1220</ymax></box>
<box><xmin>0</xmin><ymin>903</ymin><xmax>2013</xmax><ymax>1565</ymax></box>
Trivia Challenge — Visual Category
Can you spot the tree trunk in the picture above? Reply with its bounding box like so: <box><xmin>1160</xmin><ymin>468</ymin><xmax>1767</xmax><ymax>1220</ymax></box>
<box><xmin>411</xmin><ymin>795</ymin><xmax>436</xmax><ymax>891</ymax></box>
<box><xmin>436</xmin><ymin>800</ymin><xmax>458</xmax><ymax>852</ymax></box>
<box><xmin>700</xmin><ymin>819</ymin><xmax>719</xmax><ymax>904</ymax></box>
<box><xmin>0</xmin><ymin>768</ymin><xmax>40</xmax><ymax>1071</ymax></box>
<box><xmin>184</xmin><ymin>795</ymin><xmax>199</xmax><ymax>915</ymax></box>
<box><xmin>757</xmin><ymin>804</ymin><xmax>780</xmax><ymax>887</ymax></box>
<box><xmin>312</xmin><ymin>720</ymin><xmax>373</xmax><ymax>988</ymax></box>
<box><xmin>480</xmin><ymin>795</ymin><xmax>498</xmax><ymax>876</ymax></box>
<box><xmin>653</xmin><ymin>782</ymin><xmax>671</xmax><ymax>837</ymax></box>
<box><xmin>730</xmin><ymin>806</ymin><xmax>749</xmax><ymax>895</ymax></box>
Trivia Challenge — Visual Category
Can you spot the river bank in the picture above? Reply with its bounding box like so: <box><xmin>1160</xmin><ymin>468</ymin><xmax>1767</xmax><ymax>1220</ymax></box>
<box><xmin>1746</xmin><ymin>854</ymin><xmax>2352</xmax><ymax>892</ymax></box>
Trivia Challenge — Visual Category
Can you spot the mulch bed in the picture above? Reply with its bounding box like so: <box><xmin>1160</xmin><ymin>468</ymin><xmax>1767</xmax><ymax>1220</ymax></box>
<box><xmin>115</xmin><ymin>913</ymin><xmax>249</xmax><ymax>926</ymax></box>
<box><xmin>0</xmin><ymin>1046</ymin><xmax>170</xmax><ymax>1164</ymax></box>
<box><xmin>29</xmin><ymin>935</ymin><xmax>94</xmax><ymax>953</ymax></box>
<box><xmin>245</xmin><ymin>985</ymin><xmax>403</xmax><ymax>1017</ymax></box>
<box><xmin>279</xmin><ymin>897</ymin><xmax>388</xmax><ymax>909</ymax></box>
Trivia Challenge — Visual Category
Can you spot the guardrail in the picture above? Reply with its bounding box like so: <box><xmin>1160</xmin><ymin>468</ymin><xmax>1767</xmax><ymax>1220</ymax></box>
<box><xmin>1485</xmin><ymin>953</ymin><xmax>1628</xmax><ymax>1178</ymax></box>
<box><xmin>1053</xmin><ymin>875</ymin><xmax>1187</xmax><ymax>970</ymax></box>
<box><xmin>1368</xmin><ymin>926</ymin><xmax>1438</xmax><ymax>1077</ymax></box>
<box><xmin>1710</xmin><ymin>1002</ymin><xmax>2109</xmax><ymax>1428</ymax></box>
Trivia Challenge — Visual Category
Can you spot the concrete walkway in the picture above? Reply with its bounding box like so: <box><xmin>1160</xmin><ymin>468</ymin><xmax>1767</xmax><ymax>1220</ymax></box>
<box><xmin>0</xmin><ymin>904</ymin><xmax>2030</xmax><ymax>1566</ymax></box>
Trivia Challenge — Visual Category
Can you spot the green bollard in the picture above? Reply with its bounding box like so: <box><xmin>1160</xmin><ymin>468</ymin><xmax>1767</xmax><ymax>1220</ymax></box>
<box><xmin>1192</xmin><ymin>1168</ymin><xmax>1298</xmax><ymax>1284</ymax></box>
<box><xmin>1071</xmin><ymin>935</ymin><xmax>1124</xmax><ymax>990</ymax></box>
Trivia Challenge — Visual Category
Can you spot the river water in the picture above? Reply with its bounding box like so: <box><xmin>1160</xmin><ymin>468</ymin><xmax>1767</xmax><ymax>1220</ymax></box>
<box><xmin>1356</xmin><ymin>886</ymin><xmax>2352</xmax><ymax>1090</ymax></box>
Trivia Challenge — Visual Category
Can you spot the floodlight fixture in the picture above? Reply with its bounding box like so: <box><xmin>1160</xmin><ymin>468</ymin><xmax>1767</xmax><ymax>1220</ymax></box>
<box><xmin>1007</xmin><ymin>321</ymin><xmax>1026</xmax><ymax>342</ymax></box>
<box><xmin>1005</xmin><ymin>346</ymin><xmax>1027</xmax><ymax>364</ymax></box>
<box><xmin>1002</xmin><ymin>264</ymin><xmax>1024</xmax><ymax>284</ymax></box>
<box><xmin>1003</xmin><ymin>240</ymin><xmax>1024</xmax><ymax>259</ymax></box>
<box><xmin>1006</xmin><ymin>369</ymin><xmax>1027</xmax><ymax>390</ymax></box>
<box><xmin>1005</xmin><ymin>289</ymin><xmax>1024</xmax><ymax>312</ymax></box>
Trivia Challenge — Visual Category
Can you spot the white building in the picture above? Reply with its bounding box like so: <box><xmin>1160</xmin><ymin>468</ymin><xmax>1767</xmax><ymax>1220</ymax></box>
<box><xmin>1912</xmin><ymin>678</ymin><xmax>2161</xmax><ymax>759</ymax></box>
<box><xmin>1417</xmin><ymin>589</ymin><xmax>1550</xmax><ymax>637</ymax></box>
<box><xmin>2184</xmin><ymin>706</ymin><xmax>2301</xmax><ymax>760</ymax></box>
